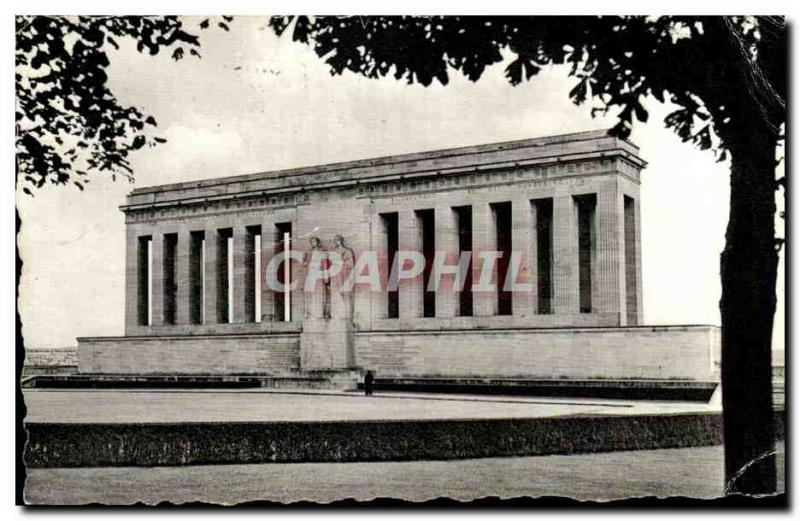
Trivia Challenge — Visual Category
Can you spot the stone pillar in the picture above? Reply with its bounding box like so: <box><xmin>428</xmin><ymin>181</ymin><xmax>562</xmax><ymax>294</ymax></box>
<box><xmin>633</xmin><ymin>196</ymin><xmax>644</xmax><ymax>324</ymax></box>
<box><xmin>261</xmin><ymin>219</ymin><xmax>275</xmax><ymax>323</ymax></box>
<box><xmin>615</xmin><ymin>189</ymin><xmax>629</xmax><ymax>325</ymax></box>
<box><xmin>399</xmin><ymin>209</ymin><xmax>423</xmax><ymax>322</ymax></box>
<box><xmin>124</xmin><ymin>227</ymin><xmax>140</xmax><ymax>334</ymax></box>
<box><xmin>289</xmin><ymin>224</ymin><xmax>303</xmax><ymax>323</ymax></box>
<box><xmin>150</xmin><ymin>231</ymin><xmax>164</xmax><ymax>326</ymax></box>
<box><xmin>371</xmin><ymin>209</ymin><xmax>389</xmax><ymax>323</ymax></box>
<box><xmin>434</xmin><ymin>205</ymin><xmax>459</xmax><ymax>318</ymax></box>
<box><xmin>512</xmin><ymin>197</ymin><xmax>535</xmax><ymax>317</ymax></box>
<box><xmin>232</xmin><ymin>226</ymin><xmax>248</xmax><ymax>323</ymax></box>
<box><xmin>204</xmin><ymin>227</ymin><xmax>220</xmax><ymax>324</ymax></box>
<box><xmin>472</xmin><ymin>202</ymin><xmax>497</xmax><ymax>317</ymax></box>
<box><xmin>552</xmin><ymin>194</ymin><xmax>579</xmax><ymax>315</ymax></box>
<box><xmin>594</xmin><ymin>189</ymin><xmax>622</xmax><ymax>320</ymax></box>
<box><xmin>175</xmin><ymin>228</ymin><xmax>192</xmax><ymax>325</ymax></box>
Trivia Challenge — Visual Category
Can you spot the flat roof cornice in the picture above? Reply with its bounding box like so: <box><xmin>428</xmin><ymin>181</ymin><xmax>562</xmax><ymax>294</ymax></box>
<box><xmin>123</xmin><ymin>129</ymin><xmax>646</xmax><ymax>210</ymax></box>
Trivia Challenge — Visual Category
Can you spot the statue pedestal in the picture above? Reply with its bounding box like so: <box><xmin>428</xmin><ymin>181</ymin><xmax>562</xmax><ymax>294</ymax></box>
<box><xmin>300</xmin><ymin>318</ymin><xmax>354</xmax><ymax>370</ymax></box>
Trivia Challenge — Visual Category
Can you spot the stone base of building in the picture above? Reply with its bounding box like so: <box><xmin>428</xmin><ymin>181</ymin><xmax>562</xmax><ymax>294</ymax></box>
<box><xmin>299</xmin><ymin>318</ymin><xmax>355</xmax><ymax>370</ymax></box>
<box><xmin>77</xmin><ymin>325</ymin><xmax>720</xmax><ymax>383</ymax></box>
<box><xmin>23</xmin><ymin>348</ymin><xmax>78</xmax><ymax>376</ymax></box>
<box><xmin>356</xmin><ymin>325</ymin><xmax>721</xmax><ymax>381</ymax></box>
<box><xmin>77</xmin><ymin>332</ymin><xmax>300</xmax><ymax>374</ymax></box>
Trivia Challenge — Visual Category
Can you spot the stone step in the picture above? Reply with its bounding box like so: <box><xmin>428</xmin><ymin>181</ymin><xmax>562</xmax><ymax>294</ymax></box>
<box><xmin>22</xmin><ymin>371</ymin><xmax>363</xmax><ymax>391</ymax></box>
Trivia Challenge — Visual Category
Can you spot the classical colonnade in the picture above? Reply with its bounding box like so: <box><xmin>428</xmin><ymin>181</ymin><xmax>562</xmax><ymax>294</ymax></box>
<box><xmin>126</xmin><ymin>190</ymin><xmax>641</xmax><ymax>331</ymax></box>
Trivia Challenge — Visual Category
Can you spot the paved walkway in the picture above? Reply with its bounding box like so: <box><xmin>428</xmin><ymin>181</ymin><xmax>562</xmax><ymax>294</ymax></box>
<box><xmin>23</xmin><ymin>389</ymin><xmax>720</xmax><ymax>424</ymax></box>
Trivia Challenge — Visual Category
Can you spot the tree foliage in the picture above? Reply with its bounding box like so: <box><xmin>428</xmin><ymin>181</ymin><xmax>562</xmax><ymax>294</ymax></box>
<box><xmin>15</xmin><ymin>15</ymin><xmax>231</xmax><ymax>194</ymax></box>
<box><xmin>269</xmin><ymin>16</ymin><xmax>785</xmax><ymax>161</ymax></box>
<box><xmin>268</xmin><ymin>15</ymin><xmax>787</xmax><ymax>494</ymax></box>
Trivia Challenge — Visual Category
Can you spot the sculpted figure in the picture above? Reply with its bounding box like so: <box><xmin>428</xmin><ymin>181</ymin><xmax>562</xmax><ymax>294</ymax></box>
<box><xmin>303</xmin><ymin>236</ymin><xmax>331</xmax><ymax>319</ymax></box>
<box><xmin>330</xmin><ymin>234</ymin><xmax>355</xmax><ymax>320</ymax></box>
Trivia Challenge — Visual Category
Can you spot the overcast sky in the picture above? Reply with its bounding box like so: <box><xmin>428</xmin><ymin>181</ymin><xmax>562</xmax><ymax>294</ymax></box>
<box><xmin>17</xmin><ymin>16</ymin><xmax>785</xmax><ymax>351</ymax></box>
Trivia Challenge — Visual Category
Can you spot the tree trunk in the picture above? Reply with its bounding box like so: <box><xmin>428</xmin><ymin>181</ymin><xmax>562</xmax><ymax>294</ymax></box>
<box><xmin>721</xmin><ymin>125</ymin><xmax>779</xmax><ymax>494</ymax></box>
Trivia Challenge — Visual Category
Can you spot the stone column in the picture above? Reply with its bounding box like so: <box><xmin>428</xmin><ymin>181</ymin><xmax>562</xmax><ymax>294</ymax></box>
<box><xmin>204</xmin><ymin>227</ymin><xmax>219</xmax><ymax>324</ymax></box>
<box><xmin>552</xmin><ymin>194</ymin><xmax>579</xmax><ymax>315</ymax></box>
<box><xmin>593</xmin><ymin>189</ymin><xmax>622</xmax><ymax>319</ymax></box>
<box><xmin>232</xmin><ymin>226</ymin><xmax>249</xmax><ymax>323</ymax></box>
<box><xmin>472</xmin><ymin>202</ymin><xmax>497</xmax><ymax>317</ymax></box>
<box><xmin>399</xmin><ymin>209</ymin><xmax>423</xmax><ymax>321</ymax></box>
<box><xmin>511</xmin><ymin>197</ymin><xmax>535</xmax><ymax>317</ymax></box>
<box><xmin>434</xmin><ymin>205</ymin><xmax>459</xmax><ymax>318</ymax></box>
<box><xmin>615</xmin><ymin>189</ymin><xmax>629</xmax><ymax>325</ymax></box>
<box><xmin>260</xmin><ymin>219</ymin><xmax>275</xmax><ymax>323</ymax></box>
<box><xmin>175</xmin><ymin>228</ymin><xmax>192</xmax><ymax>325</ymax></box>
<box><xmin>633</xmin><ymin>196</ymin><xmax>644</xmax><ymax>325</ymax></box>
<box><xmin>150</xmin><ymin>231</ymin><xmax>164</xmax><ymax>326</ymax></box>
<box><xmin>289</xmin><ymin>222</ymin><xmax>303</xmax><ymax>323</ymax></box>
<box><xmin>124</xmin><ymin>227</ymin><xmax>140</xmax><ymax>334</ymax></box>
<box><xmin>371</xmin><ymin>209</ymin><xmax>389</xmax><ymax>323</ymax></box>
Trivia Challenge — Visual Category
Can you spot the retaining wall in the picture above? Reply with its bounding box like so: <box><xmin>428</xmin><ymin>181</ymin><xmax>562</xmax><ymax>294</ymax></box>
<box><xmin>77</xmin><ymin>325</ymin><xmax>720</xmax><ymax>380</ymax></box>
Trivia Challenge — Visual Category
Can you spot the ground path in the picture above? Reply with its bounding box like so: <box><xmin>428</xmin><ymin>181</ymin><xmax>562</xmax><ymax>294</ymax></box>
<box><xmin>25</xmin><ymin>444</ymin><xmax>738</xmax><ymax>504</ymax></box>
<box><xmin>23</xmin><ymin>388</ymin><xmax>719</xmax><ymax>423</ymax></box>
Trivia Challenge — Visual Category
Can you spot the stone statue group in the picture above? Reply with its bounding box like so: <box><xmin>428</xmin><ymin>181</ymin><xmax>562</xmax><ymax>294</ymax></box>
<box><xmin>302</xmin><ymin>234</ymin><xmax>355</xmax><ymax>321</ymax></box>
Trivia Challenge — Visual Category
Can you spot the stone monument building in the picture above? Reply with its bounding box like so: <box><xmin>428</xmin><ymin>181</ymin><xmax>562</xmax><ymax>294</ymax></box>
<box><xmin>78</xmin><ymin>130</ymin><xmax>720</xmax><ymax>384</ymax></box>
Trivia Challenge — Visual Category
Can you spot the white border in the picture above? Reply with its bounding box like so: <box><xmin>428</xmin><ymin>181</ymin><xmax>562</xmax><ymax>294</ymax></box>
<box><xmin>4</xmin><ymin>2</ymin><xmax>797</xmax><ymax>518</ymax></box>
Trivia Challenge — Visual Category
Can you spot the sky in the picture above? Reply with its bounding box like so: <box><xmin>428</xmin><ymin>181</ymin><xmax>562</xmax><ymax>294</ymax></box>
<box><xmin>17</xmin><ymin>16</ymin><xmax>785</xmax><ymax>352</ymax></box>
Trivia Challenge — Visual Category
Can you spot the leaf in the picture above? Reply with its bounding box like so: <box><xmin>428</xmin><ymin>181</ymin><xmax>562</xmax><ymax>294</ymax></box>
<box><xmin>634</xmin><ymin>102</ymin><xmax>649</xmax><ymax>123</ymax></box>
<box><xmin>218</xmin><ymin>22</ymin><xmax>230</xmax><ymax>32</ymax></box>
<box><xmin>569</xmin><ymin>78</ymin><xmax>589</xmax><ymax>104</ymax></box>
<box><xmin>199</xmin><ymin>19</ymin><xmax>209</xmax><ymax>29</ymax></box>
<box><xmin>107</xmin><ymin>36</ymin><xmax>119</xmax><ymax>50</ymax></box>
<box><xmin>145</xmin><ymin>116</ymin><xmax>157</xmax><ymax>126</ymax></box>
<box><xmin>434</xmin><ymin>67</ymin><xmax>449</xmax><ymax>86</ymax></box>
<box><xmin>694</xmin><ymin>124</ymin><xmax>712</xmax><ymax>150</ymax></box>
<box><xmin>664</xmin><ymin>108</ymin><xmax>694</xmax><ymax>141</ymax></box>
<box><xmin>504</xmin><ymin>59</ymin><xmax>523</xmax><ymax>86</ymax></box>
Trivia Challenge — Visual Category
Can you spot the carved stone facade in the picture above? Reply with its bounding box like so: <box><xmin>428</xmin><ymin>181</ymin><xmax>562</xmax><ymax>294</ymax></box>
<box><xmin>77</xmin><ymin>130</ymin><xmax>720</xmax><ymax>381</ymax></box>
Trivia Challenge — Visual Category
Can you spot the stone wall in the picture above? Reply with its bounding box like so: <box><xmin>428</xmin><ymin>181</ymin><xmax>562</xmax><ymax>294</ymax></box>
<box><xmin>78</xmin><ymin>333</ymin><xmax>300</xmax><ymax>374</ymax></box>
<box><xmin>23</xmin><ymin>348</ymin><xmax>78</xmax><ymax>375</ymax></box>
<box><xmin>355</xmin><ymin>325</ymin><xmax>720</xmax><ymax>381</ymax></box>
<box><xmin>78</xmin><ymin>325</ymin><xmax>719</xmax><ymax>381</ymax></box>
<box><xmin>24</xmin><ymin>348</ymin><xmax>77</xmax><ymax>367</ymax></box>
